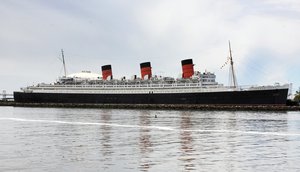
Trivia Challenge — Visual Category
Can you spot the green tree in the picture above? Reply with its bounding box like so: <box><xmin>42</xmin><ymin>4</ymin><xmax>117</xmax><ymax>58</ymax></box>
<box><xmin>294</xmin><ymin>88</ymin><xmax>300</xmax><ymax>102</ymax></box>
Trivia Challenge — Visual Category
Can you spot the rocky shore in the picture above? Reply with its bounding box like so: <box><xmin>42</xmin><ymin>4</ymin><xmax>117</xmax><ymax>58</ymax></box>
<box><xmin>0</xmin><ymin>101</ymin><xmax>299</xmax><ymax>111</ymax></box>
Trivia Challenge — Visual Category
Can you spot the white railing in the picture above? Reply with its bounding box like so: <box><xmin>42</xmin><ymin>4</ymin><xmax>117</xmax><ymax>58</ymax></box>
<box><xmin>33</xmin><ymin>82</ymin><xmax>204</xmax><ymax>89</ymax></box>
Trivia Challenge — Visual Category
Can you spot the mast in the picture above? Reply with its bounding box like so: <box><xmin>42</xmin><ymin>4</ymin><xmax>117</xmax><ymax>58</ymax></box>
<box><xmin>228</xmin><ymin>41</ymin><xmax>238</xmax><ymax>88</ymax></box>
<box><xmin>61</xmin><ymin>49</ymin><xmax>67</xmax><ymax>77</ymax></box>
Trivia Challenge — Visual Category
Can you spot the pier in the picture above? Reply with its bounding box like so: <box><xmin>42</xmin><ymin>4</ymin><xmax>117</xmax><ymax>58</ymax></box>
<box><xmin>0</xmin><ymin>90</ymin><xmax>14</xmax><ymax>101</ymax></box>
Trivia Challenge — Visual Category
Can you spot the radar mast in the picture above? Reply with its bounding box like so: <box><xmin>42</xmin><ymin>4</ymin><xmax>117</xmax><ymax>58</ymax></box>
<box><xmin>61</xmin><ymin>49</ymin><xmax>67</xmax><ymax>77</ymax></box>
<box><xmin>228</xmin><ymin>41</ymin><xmax>238</xmax><ymax>88</ymax></box>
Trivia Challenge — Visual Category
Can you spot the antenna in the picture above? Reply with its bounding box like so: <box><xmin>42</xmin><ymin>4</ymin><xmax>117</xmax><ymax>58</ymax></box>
<box><xmin>228</xmin><ymin>41</ymin><xmax>238</xmax><ymax>88</ymax></box>
<box><xmin>61</xmin><ymin>49</ymin><xmax>67</xmax><ymax>77</ymax></box>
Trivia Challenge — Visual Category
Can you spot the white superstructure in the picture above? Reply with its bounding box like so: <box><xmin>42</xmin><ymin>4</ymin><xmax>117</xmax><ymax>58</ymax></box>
<box><xmin>21</xmin><ymin>70</ymin><xmax>289</xmax><ymax>95</ymax></box>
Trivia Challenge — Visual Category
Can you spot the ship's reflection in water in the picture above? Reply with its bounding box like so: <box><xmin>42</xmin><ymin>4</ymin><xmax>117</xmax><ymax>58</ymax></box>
<box><xmin>1</xmin><ymin>107</ymin><xmax>300</xmax><ymax>171</ymax></box>
<box><xmin>138</xmin><ymin>111</ymin><xmax>153</xmax><ymax>171</ymax></box>
<box><xmin>99</xmin><ymin>110</ymin><xmax>113</xmax><ymax>169</ymax></box>
<box><xmin>179</xmin><ymin>112</ymin><xmax>196</xmax><ymax>171</ymax></box>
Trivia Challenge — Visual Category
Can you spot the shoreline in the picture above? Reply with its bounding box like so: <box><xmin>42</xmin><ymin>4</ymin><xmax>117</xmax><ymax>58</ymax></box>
<box><xmin>1</xmin><ymin>101</ymin><xmax>299</xmax><ymax>111</ymax></box>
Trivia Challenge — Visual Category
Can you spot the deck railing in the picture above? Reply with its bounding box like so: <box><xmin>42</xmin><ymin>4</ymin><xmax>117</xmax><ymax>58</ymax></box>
<box><xmin>21</xmin><ymin>82</ymin><xmax>290</xmax><ymax>94</ymax></box>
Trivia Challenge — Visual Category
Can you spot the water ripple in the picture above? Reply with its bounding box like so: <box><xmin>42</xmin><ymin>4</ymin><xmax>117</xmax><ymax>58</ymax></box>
<box><xmin>1</xmin><ymin>117</ymin><xmax>300</xmax><ymax>136</ymax></box>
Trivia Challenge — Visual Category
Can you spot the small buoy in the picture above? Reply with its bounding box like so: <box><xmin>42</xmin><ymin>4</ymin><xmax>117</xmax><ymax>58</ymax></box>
<box><xmin>155</xmin><ymin>114</ymin><xmax>157</xmax><ymax>118</ymax></box>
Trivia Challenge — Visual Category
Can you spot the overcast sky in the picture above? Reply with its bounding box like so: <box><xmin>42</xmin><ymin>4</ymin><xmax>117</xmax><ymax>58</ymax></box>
<box><xmin>1</xmin><ymin>0</ymin><xmax>300</xmax><ymax>94</ymax></box>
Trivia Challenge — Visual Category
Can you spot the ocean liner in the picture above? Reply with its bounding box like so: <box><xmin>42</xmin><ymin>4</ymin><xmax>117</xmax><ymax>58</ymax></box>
<box><xmin>14</xmin><ymin>44</ymin><xmax>289</xmax><ymax>105</ymax></box>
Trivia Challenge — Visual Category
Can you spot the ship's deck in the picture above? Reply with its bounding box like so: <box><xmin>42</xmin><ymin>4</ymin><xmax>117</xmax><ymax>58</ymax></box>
<box><xmin>20</xmin><ymin>83</ymin><xmax>290</xmax><ymax>94</ymax></box>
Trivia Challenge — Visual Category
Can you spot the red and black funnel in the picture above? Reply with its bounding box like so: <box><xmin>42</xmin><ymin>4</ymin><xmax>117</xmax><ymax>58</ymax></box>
<box><xmin>101</xmin><ymin>65</ymin><xmax>113</xmax><ymax>80</ymax></box>
<box><xmin>181</xmin><ymin>59</ymin><xmax>194</xmax><ymax>79</ymax></box>
<box><xmin>140</xmin><ymin>62</ymin><xmax>152</xmax><ymax>80</ymax></box>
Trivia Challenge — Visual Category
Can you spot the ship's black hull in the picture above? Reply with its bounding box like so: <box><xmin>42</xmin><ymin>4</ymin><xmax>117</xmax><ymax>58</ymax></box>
<box><xmin>14</xmin><ymin>89</ymin><xmax>289</xmax><ymax>105</ymax></box>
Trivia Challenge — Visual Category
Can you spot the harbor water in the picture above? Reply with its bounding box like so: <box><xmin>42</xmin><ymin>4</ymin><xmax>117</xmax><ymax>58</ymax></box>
<box><xmin>1</xmin><ymin>107</ymin><xmax>300</xmax><ymax>171</ymax></box>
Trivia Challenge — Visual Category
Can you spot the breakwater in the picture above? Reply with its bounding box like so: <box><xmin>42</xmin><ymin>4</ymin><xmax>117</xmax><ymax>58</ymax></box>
<box><xmin>0</xmin><ymin>101</ymin><xmax>299</xmax><ymax>111</ymax></box>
